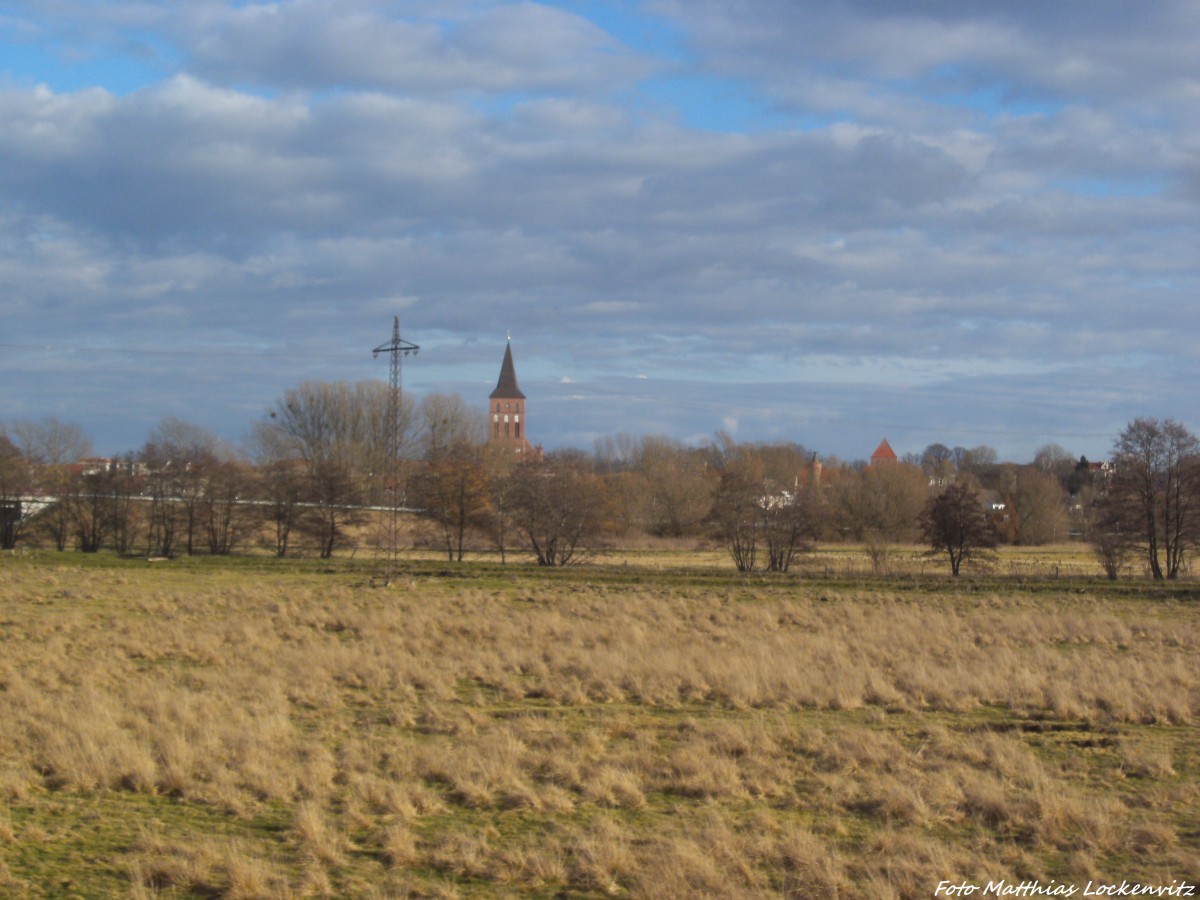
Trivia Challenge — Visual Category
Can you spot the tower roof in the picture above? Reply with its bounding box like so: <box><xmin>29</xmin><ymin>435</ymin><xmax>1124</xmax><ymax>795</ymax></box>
<box><xmin>489</xmin><ymin>340</ymin><xmax>526</xmax><ymax>400</ymax></box>
<box><xmin>871</xmin><ymin>438</ymin><xmax>898</xmax><ymax>461</ymax></box>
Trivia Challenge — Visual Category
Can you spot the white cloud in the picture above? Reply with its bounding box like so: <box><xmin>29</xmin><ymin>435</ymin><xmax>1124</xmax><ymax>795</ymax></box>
<box><xmin>173</xmin><ymin>0</ymin><xmax>654</xmax><ymax>95</ymax></box>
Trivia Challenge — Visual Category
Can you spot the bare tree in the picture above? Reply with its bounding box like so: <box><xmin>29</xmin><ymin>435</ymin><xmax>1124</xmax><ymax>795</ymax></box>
<box><xmin>761</xmin><ymin>487</ymin><xmax>819</xmax><ymax>573</ymax></box>
<box><xmin>921</xmin><ymin>443</ymin><xmax>956</xmax><ymax>483</ymax></box>
<box><xmin>592</xmin><ymin>433</ymin><xmax>639</xmax><ymax>474</ymax></box>
<box><xmin>1109</xmin><ymin>418</ymin><xmax>1200</xmax><ymax>579</ymax></box>
<box><xmin>260</xmin><ymin>381</ymin><xmax>402</xmax><ymax>557</ymax></box>
<box><xmin>417</xmin><ymin>392</ymin><xmax>486</xmax><ymax>460</ymax></box>
<box><xmin>41</xmin><ymin>479</ymin><xmax>74</xmax><ymax>551</ymax></box>
<box><xmin>833</xmin><ymin>462</ymin><xmax>927</xmax><ymax>543</ymax></box>
<box><xmin>256</xmin><ymin>460</ymin><xmax>307</xmax><ymax>557</ymax></box>
<box><xmin>11</xmin><ymin>417</ymin><xmax>92</xmax><ymax>467</ymax></box>
<box><xmin>201</xmin><ymin>459</ymin><xmax>256</xmax><ymax>555</ymax></box>
<box><xmin>636</xmin><ymin>437</ymin><xmax>714</xmax><ymax>537</ymax></box>
<box><xmin>141</xmin><ymin>458</ymin><xmax>181</xmax><ymax>557</ymax></box>
<box><xmin>12</xmin><ymin>418</ymin><xmax>93</xmax><ymax>551</ymax></box>
<box><xmin>1086</xmin><ymin>489</ymin><xmax>1136</xmax><ymax>580</ymax></box>
<box><xmin>833</xmin><ymin>461</ymin><xmax>927</xmax><ymax>573</ymax></box>
<box><xmin>1033</xmin><ymin>443</ymin><xmax>1076</xmax><ymax>488</ymax></box>
<box><xmin>141</xmin><ymin>417</ymin><xmax>232</xmax><ymax>556</ymax></box>
<box><xmin>997</xmin><ymin>465</ymin><xmax>1068</xmax><ymax>545</ymax></box>
<box><xmin>108</xmin><ymin>457</ymin><xmax>143</xmax><ymax>556</ymax></box>
<box><xmin>953</xmin><ymin>445</ymin><xmax>998</xmax><ymax>479</ymax></box>
<box><xmin>305</xmin><ymin>459</ymin><xmax>362</xmax><ymax>559</ymax></box>
<box><xmin>709</xmin><ymin>440</ymin><xmax>765</xmax><ymax>572</ymax></box>
<box><xmin>266</xmin><ymin>380</ymin><xmax>408</xmax><ymax>479</ymax></box>
<box><xmin>506</xmin><ymin>455</ymin><xmax>611</xmax><ymax>566</ymax></box>
<box><xmin>605</xmin><ymin>469</ymin><xmax>652</xmax><ymax>536</ymax></box>
<box><xmin>0</xmin><ymin>431</ymin><xmax>29</xmax><ymax>549</ymax></box>
<box><xmin>920</xmin><ymin>481</ymin><xmax>997</xmax><ymax>576</ymax></box>
<box><xmin>478</xmin><ymin>445</ymin><xmax>519</xmax><ymax>562</ymax></box>
<box><xmin>406</xmin><ymin>393</ymin><xmax>492</xmax><ymax>561</ymax></box>
<box><xmin>411</xmin><ymin>440</ymin><xmax>490</xmax><ymax>562</ymax></box>
<box><xmin>68</xmin><ymin>469</ymin><xmax>110</xmax><ymax>552</ymax></box>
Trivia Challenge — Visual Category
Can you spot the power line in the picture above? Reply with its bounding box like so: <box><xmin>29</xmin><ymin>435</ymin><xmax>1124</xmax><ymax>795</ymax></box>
<box><xmin>0</xmin><ymin>342</ymin><xmax>367</xmax><ymax>360</ymax></box>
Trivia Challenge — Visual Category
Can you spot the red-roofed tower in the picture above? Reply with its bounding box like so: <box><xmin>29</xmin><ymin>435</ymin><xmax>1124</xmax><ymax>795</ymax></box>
<box><xmin>871</xmin><ymin>438</ymin><xmax>898</xmax><ymax>465</ymax></box>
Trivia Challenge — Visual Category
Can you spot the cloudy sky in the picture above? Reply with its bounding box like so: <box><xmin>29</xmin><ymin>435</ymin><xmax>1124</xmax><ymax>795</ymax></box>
<box><xmin>2</xmin><ymin>1</ymin><xmax>1198</xmax><ymax>462</ymax></box>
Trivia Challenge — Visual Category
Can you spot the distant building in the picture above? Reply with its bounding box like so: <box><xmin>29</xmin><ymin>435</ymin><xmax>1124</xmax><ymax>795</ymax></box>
<box><xmin>487</xmin><ymin>339</ymin><xmax>539</xmax><ymax>458</ymax></box>
<box><xmin>871</xmin><ymin>438</ymin><xmax>898</xmax><ymax>465</ymax></box>
<box><xmin>70</xmin><ymin>457</ymin><xmax>146</xmax><ymax>477</ymax></box>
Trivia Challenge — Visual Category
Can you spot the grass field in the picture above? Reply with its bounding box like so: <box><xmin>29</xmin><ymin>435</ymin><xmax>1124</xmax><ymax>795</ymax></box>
<box><xmin>1</xmin><ymin>548</ymin><xmax>1198</xmax><ymax>897</ymax></box>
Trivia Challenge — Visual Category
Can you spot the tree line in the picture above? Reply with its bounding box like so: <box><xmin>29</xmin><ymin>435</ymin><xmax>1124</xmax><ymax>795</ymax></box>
<box><xmin>1</xmin><ymin>386</ymin><xmax>1197</xmax><ymax>579</ymax></box>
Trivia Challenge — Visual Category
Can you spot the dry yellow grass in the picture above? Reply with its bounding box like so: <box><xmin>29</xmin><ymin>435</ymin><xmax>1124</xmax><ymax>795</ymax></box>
<box><xmin>0</xmin><ymin>553</ymin><xmax>1197</xmax><ymax>897</ymax></box>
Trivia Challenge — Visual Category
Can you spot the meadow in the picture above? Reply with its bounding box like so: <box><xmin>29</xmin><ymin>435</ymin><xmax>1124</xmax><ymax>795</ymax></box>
<box><xmin>0</xmin><ymin>548</ymin><xmax>1197</xmax><ymax>898</ymax></box>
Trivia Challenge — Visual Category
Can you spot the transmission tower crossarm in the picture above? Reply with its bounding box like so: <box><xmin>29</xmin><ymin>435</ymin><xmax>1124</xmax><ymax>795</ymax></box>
<box><xmin>373</xmin><ymin>317</ymin><xmax>419</xmax><ymax>359</ymax></box>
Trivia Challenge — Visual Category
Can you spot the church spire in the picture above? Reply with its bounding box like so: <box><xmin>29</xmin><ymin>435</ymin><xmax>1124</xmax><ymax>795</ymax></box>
<box><xmin>489</xmin><ymin>338</ymin><xmax>526</xmax><ymax>400</ymax></box>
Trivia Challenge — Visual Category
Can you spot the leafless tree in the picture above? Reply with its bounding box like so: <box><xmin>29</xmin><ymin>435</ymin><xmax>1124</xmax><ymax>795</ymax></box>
<box><xmin>1033</xmin><ymin>443</ymin><xmax>1076</xmax><ymax>485</ymax></box>
<box><xmin>604</xmin><ymin>469</ymin><xmax>652</xmax><ymax>536</ymax></box>
<box><xmin>255</xmin><ymin>460</ymin><xmax>306</xmax><ymax>557</ymax></box>
<box><xmin>201</xmin><ymin>459</ymin><xmax>256</xmax><ymax>555</ymax></box>
<box><xmin>0</xmin><ymin>431</ymin><xmax>29</xmax><ymax>549</ymax></box>
<box><xmin>417</xmin><ymin>392</ymin><xmax>486</xmax><ymax>460</ymax></box>
<box><xmin>953</xmin><ymin>444</ymin><xmax>998</xmax><ymax>479</ymax></box>
<box><xmin>921</xmin><ymin>443</ymin><xmax>956</xmax><ymax>483</ymax></box>
<box><xmin>68</xmin><ymin>469</ymin><xmax>110</xmax><ymax>552</ymax></box>
<box><xmin>479</xmin><ymin>445</ymin><xmax>519</xmax><ymax>562</ymax></box>
<box><xmin>709</xmin><ymin>440</ymin><xmax>765</xmax><ymax>572</ymax></box>
<box><xmin>997</xmin><ymin>465</ymin><xmax>1068</xmax><ymax>545</ymax></box>
<box><xmin>140</xmin><ymin>417</ymin><xmax>232</xmax><ymax>556</ymax></box>
<box><xmin>10</xmin><ymin>417</ymin><xmax>93</xmax><ymax>551</ymax></box>
<box><xmin>406</xmin><ymin>394</ymin><xmax>492</xmax><ymax>561</ymax></box>
<box><xmin>1108</xmin><ymin>418</ymin><xmax>1200</xmax><ymax>579</ymax></box>
<box><xmin>636</xmin><ymin>437</ymin><xmax>714</xmax><ymax>537</ymax></box>
<box><xmin>506</xmin><ymin>454</ymin><xmax>611</xmax><ymax>566</ymax></box>
<box><xmin>411</xmin><ymin>440</ymin><xmax>490</xmax><ymax>562</ymax></box>
<box><xmin>592</xmin><ymin>433</ymin><xmax>639</xmax><ymax>474</ymax></box>
<box><xmin>108</xmin><ymin>457</ymin><xmax>143</xmax><ymax>556</ymax></box>
<box><xmin>832</xmin><ymin>461</ymin><xmax>927</xmax><ymax>572</ymax></box>
<box><xmin>919</xmin><ymin>481</ymin><xmax>997</xmax><ymax>576</ymax></box>
<box><xmin>761</xmin><ymin>486</ymin><xmax>819</xmax><ymax>573</ymax></box>
<box><xmin>304</xmin><ymin>459</ymin><xmax>362</xmax><ymax>559</ymax></box>
<box><xmin>833</xmin><ymin>462</ymin><xmax>927</xmax><ymax>543</ymax></box>
<box><xmin>11</xmin><ymin>417</ymin><xmax>92</xmax><ymax>467</ymax></box>
<box><xmin>259</xmin><ymin>381</ymin><xmax>404</xmax><ymax>557</ymax></box>
<box><xmin>1086</xmin><ymin>489</ymin><xmax>1136</xmax><ymax>580</ymax></box>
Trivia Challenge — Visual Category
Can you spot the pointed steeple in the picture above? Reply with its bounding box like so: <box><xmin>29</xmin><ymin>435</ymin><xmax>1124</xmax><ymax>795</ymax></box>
<box><xmin>489</xmin><ymin>339</ymin><xmax>526</xmax><ymax>400</ymax></box>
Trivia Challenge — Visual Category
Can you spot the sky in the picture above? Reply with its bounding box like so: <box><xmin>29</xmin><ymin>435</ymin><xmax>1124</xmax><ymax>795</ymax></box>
<box><xmin>2</xmin><ymin>0</ymin><xmax>1198</xmax><ymax>464</ymax></box>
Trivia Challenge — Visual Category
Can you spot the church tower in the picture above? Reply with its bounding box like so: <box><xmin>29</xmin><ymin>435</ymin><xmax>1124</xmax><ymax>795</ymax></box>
<box><xmin>488</xmin><ymin>339</ymin><xmax>533</xmax><ymax>456</ymax></box>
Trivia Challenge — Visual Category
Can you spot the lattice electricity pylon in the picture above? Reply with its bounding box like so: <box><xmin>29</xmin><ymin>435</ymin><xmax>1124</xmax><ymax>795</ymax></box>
<box><xmin>372</xmin><ymin>316</ymin><xmax>419</xmax><ymax>584</ymax></box>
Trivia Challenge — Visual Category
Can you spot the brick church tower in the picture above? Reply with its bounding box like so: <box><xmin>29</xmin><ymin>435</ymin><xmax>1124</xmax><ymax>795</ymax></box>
<box><xmin>488</xmin><ymin>339</ymin><xmax>536</xmax><ymax>457</ymax></box>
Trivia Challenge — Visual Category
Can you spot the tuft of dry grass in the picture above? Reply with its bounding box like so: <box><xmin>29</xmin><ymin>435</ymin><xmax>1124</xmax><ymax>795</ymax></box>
<box><xmin>292</xmin><ymin>800</ymin><xmax>346</xmax><ymax>867</ymax></box>
<box><xmin>1119</xmin><ymin>736</ymin><xmax>1176</xmax><ymax>778</ymax></box>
